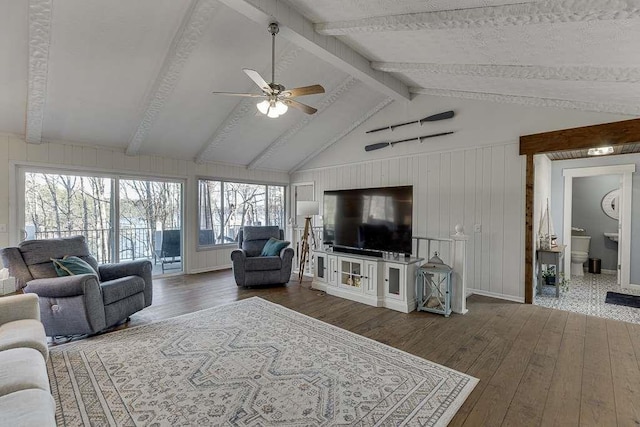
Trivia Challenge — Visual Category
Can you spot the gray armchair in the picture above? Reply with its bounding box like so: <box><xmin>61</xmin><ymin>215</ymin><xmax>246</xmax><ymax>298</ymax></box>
<box><xmin>231</xmin><ymin>226</ymin><xmax>294</xmax><ymax>287</ymax></box>
<box><xmin>0</xmin><ymin>236</ymin><xmax>152</xmax><ymax>337</ymax></box>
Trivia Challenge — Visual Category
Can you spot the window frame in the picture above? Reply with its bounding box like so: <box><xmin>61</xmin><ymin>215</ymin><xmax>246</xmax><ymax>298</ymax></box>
<box><xmin>197</xmin><ymin>176</ymin><xmax>287</xmax><ymax>249</ymax></box>
<box><xmin>17</xmin><ymin>165</ymin><xmax>186</xmax><ymax>275</ymax></box>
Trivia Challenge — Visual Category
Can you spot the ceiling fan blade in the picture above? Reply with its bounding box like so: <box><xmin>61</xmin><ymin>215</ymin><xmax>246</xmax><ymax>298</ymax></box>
<box><xmin>282</xmin><ymin>84</ymin><xmax>325</xmax><ymax>98</ymax></box>
<box><xmin>211</xmin><ymin>92</ymin><xmax>266</xmax><ymax>98</ymax></box>
<box><xmin>243</xmin><ymin>68</ymin><xmax>272</xmax><ymax>93</ymax></box>
<box><xmin>284</xmin><ymin>99</ymin><xmax>317</xmax><ymax>115</ymax></box>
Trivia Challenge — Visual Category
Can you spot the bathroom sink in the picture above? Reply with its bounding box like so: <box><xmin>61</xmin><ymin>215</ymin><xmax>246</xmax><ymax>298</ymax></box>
<box><xmin>604</xmin><ymin>232</ymin><xmax>619</xmax><ymax>243</ymax></box>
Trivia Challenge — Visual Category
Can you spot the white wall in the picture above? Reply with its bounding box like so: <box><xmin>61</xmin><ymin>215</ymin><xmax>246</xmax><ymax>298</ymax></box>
<box><xmin>293</xmin><ymin>142</ymin><xmax>527</xmax><ymax>301</ymax></box>
<box><xmin>0</xmin><ymin>134</ymin><xmax>289</xmax><ymax>273</ymax></box>
<box><xmin>292</xmin><ymin>95</ymin><xmax>630</xmax><ymax>302</ymax></box>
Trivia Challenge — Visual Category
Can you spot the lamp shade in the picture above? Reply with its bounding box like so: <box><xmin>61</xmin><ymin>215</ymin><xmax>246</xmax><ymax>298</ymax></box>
<box><xmin>297</xmin><ymin>201</ymin><xmax>319</xmax><ymax>217</ymax></box>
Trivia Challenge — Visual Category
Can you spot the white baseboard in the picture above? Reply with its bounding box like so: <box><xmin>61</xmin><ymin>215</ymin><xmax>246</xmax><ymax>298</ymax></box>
<box><xmin>600</xmin><ymin>269</ymin><xmax>616</xmax><ymax>275</ymax></box>
<box><xmin>188</xmin><ymin>264</ymin><xmax>232</xmax><ymax>275</ymax></box>
<box><xmin>467</xmin><ymin>288</ymin><xmax>524</xmax><ymax>303</ymax></box>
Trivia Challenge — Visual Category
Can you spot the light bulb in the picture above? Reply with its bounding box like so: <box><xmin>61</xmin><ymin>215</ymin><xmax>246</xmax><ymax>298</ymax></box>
<box><xmin>267</xmin><ymin>108</ymin><xmax>280</xmax><ymax>118</ymax></box>
<box><xmin>256</xmin><ymin>100</ymin><xmax>270</xmax><ymax>114</ymax></box>
<box><xmin>274</xmin><ymin>100</ymin><xmax>288</xmax><ymax>115</ymax></box>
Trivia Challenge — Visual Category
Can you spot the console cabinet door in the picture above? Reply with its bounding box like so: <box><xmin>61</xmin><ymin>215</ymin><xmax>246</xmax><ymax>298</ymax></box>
<box><xmin>327</xmin><ymin>255</ymin><xmax>338</xmax><ymax>286</ymax></box>
<box><xmin>315</xmin><ymin>253</ymin><xmax>327</xmax><ymax>283</ymax></box>
<box><xmin>384</xmin><ymin>262</ymin><xmax>405</xmax><ymax>301</ymax></box>
<box><xmin>363</xmin><ymin>261</ymin><xmax>379</xmax><ymax>296</ymax></box>
<box><xmin>338</xmin><ymin>257</ymin><xmax>364</xmax><ymax>293</ymax></box>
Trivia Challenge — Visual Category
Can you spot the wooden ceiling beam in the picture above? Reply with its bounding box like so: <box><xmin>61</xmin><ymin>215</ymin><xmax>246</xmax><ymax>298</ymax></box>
<box><xmin>217</xmin><ymin>0</ymin><xmax>410</xmax><ymax>101</ymax></box>
<box><xmin>520</xmin><ymin>118</ymin><xmax>640</xmax><ymax>155</ymax></box>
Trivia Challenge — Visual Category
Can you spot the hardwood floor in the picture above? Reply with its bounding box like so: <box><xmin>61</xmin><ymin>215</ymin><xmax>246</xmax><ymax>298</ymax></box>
<box><xmin>120</xmin><ymin>269</ymin><xmax>640</xmax><ymax>426</ymax></box>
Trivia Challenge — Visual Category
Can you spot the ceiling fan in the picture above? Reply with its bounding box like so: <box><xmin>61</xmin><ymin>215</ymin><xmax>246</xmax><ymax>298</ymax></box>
<box><xmin>212</xmin><ymin>22</ymin><xmax>325</xmax><ymax>118</ymax></box>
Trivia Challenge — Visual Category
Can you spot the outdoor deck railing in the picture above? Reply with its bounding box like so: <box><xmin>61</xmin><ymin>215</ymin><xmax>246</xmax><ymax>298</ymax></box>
<box><xmin>33</xmin><ymin>227</ymin><xmax>168</xmax><ymax>264</ymax></box>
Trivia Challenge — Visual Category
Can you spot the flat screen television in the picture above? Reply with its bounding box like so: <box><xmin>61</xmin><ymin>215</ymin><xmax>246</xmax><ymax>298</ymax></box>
<box><xmin>323</xmin><ymin>186</ymin><xmax>413</xmax><ymax>255</ymax></box>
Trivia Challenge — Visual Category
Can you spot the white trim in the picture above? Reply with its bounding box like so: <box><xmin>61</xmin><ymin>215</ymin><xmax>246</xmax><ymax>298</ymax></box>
<box><xmin>601</xmin><ymin>269</ymin><xmax>617</xmax><ymax>275</ymax></box>
<box><xmin>468</xmin><ymin>288</ymin><xmax>524</xmax><ymax>303</ymax></box>
<box><xmin>562</xmin><ymin>164</ymin><xmax>636</xmax><ymax>177</ymax></box>
<box><xmin>562</xmin><ymin>164</ymin><xmax>635</xmax><ymax>288</ymax></box>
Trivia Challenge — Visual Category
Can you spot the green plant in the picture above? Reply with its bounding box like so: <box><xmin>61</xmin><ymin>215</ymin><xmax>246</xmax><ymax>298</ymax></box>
<box><xmin>541</xmin><ymin>268</ymin><xmax>570</xmax><ymax>293</ymax></box>
<box><xmin>558</xmin><ymin>272</ymin><xmax>570</xmax><ymax>293</ymax></box>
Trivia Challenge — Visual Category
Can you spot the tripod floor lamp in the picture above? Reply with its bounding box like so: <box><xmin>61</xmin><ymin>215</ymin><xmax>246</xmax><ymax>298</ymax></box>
<box><xmin>297</xmin><ymin>201</ymin><xmax>319</xmax><ymax>283</ymax></box>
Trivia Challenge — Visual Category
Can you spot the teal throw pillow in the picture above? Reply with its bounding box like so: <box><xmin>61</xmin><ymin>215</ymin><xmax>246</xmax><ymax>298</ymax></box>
<box><xmin>51</xmin><ymin>256</ymin><xmax>98</xmax><ymax>277</ymax></box>
<box><xmin>260</xmin><ymin>237</ymin><xmax>290</xmax><ymax>256</ymax></box>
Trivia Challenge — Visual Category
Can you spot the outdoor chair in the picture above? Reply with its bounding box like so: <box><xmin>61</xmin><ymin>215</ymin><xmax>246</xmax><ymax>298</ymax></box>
<box><xmin>154</xmin><ymin>229</ymin><xmax>181</xmax><ymax>274</ymax></box>
<box><xmin>230</xmin><ymin>226</ymin><xmax>294</xmax><ymax>287</ymax></box>
<box><xmin>0</xmin><ymin>236</ymin><xmax>153</xmax><ymax>337</ymax></box>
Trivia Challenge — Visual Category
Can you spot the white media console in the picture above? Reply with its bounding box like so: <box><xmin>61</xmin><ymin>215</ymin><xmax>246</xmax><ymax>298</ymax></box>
<box><xmin>312</xmin><ymin>249</ymin><xmax>423</xmax><ymax>313</ymax></box>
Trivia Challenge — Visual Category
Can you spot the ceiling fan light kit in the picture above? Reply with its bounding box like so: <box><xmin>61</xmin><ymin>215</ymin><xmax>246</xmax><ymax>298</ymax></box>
<box><xmin>212</xmin><ymin>22</ymin><xmax>324</xmax><ymax>118</ymax></box>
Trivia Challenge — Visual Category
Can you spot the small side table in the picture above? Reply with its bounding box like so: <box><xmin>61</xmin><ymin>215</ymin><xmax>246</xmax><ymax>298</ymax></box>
<box><xmin>416</xmin><ymin>266</ymin><xmax>452</xmax><ymax>317</ymax></box>
<box><xmin>536</xmin><ymin>245</ymin><xmax>565</xmax><ymax>298</ymax></box>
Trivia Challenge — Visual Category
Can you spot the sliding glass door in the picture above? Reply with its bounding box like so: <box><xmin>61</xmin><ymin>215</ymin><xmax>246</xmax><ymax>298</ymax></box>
<box><xmin>22</xmin><ymin>170</ymin><xmax>183</xmax><ymax>275</ymax></box>
<box><xmin>119</xmin><ymin>179</ymin><xmax>183</xmax><ymax>275</ymax></box>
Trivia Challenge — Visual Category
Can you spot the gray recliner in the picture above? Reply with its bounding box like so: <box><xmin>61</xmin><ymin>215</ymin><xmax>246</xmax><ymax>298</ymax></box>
<box><xmin>0</xmin><ymin>236</ymin><xmax>152</xmax><ymax>337</ymax></box>
<box><xmin>231</xmin><ymin>226</ymin><xmax>294</xmax><ymax>287</ymax></box>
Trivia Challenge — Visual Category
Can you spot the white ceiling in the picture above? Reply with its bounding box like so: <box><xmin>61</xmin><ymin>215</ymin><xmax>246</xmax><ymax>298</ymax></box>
<box><xmin>1</xmin><ymin>0</ymin><xmax>639</xmax><ymax>172</ymax></box>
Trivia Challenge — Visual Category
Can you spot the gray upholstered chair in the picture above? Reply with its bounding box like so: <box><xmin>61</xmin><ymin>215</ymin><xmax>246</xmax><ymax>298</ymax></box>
<box><xmin>0</xmin><ymin>236</ymin><xmax>152</xmax><ymax>337</ymax></box>
<box><xmin>230</xmin><ymin>226</ymin><xmax>294</xmax><ymax>287</ymax></box>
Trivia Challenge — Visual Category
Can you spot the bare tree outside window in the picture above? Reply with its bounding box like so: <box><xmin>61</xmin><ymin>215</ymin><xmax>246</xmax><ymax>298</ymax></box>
<box><xmin>198</xmin><ymin>179</ymin><xmax>285</xmax><ymax>247</ymax></box>
<box><xmin>24</xmin><ymin>173</ymin><xmax>183</xmax><ymax>271</ymax></box>
<box><xmin>25</xmin><ymin>173</ymin><xmax>113</xmax><ymax>262</ymax></box>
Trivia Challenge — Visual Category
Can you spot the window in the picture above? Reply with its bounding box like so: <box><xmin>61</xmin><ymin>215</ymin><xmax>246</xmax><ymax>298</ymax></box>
<box><xmin>198</xmin><ymin>179</ymin><xmax>286</xmax><ymax>247</ymax></box>
<box><xmin>23</xmin><ymin>171</ymin><xmax>183</xmax><ymax>275</ymax></box>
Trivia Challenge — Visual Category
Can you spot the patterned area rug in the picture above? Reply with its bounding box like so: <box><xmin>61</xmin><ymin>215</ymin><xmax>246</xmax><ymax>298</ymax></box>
<box><xmin>48</xmin><ymin>297</ymin><xmax>478</xmax><ymax>426</ymax></box>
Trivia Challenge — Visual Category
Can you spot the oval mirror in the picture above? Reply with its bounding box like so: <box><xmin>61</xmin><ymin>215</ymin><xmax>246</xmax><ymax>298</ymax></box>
<box><xmin>601</xmin><ymin>189</ymin><xmax>620</xmax><ymax>220</ymax></box>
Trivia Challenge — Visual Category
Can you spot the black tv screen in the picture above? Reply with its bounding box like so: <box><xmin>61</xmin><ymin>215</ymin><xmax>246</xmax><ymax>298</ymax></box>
<box><xmin>323</xmin><ymin>186</ymin><xmax>413</xmax><ymax>254</ymax></box>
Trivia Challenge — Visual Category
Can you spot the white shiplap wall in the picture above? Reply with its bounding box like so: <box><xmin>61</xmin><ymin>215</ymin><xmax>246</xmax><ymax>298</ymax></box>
<box><xmin>0</xmin><ymin>134</ymin><xmax>289</xmax><ymax>273</ymax></box>
<box><xmin>291</xmin><ymin>142</ymin><xmax>526</xmax><ymax>302</ymax></box>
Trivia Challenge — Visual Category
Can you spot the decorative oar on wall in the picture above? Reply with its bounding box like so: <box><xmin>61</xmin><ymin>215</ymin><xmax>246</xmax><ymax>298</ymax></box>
<box><xmin>364</xmin><ymin>132</ymin><xmax>454</xmax><ymax>152</ymax></box>
<box><xmin>366</xmin><ymin>110</ymin><xmax>454</xmax><ymax>134</ymax></box>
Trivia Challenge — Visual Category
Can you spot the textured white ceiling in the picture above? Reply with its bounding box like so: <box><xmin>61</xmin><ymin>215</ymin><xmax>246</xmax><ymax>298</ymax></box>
<box><xmin>1</xmin><ymin>0</ymin><xmax>638</xmax><ymax>172</ymax></box>
<box><xmin>339</xmin><ymin>20</ymin><xmax>640</xmax><ymax>66</ymax></box>
<box><xmin>43</xmin><ymin>0</ymin><xmax>191</xmax><ymax>146</ymax></box>
<box><xmin>282</xmin><ymin>0</ymin><xmax>540</xmax><ymax>23</ymax></box>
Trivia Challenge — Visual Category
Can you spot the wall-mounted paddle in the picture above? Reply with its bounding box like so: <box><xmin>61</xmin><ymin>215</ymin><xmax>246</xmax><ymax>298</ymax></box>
<box><xmin>366</xmin><ymin>110</ymin><xmax>454</xmax><ymax>134</ymax></box>
<box><xmin>364</xmin><ymin>131</ymin><xmax>454</xmax><ymax>152</ymax></box>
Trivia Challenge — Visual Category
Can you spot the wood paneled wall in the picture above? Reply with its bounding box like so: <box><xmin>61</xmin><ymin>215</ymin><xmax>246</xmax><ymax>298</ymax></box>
<box><xmin>292</xmin><ymin>142</ymin><xmax>526</xmax><ymax>302</ymax></box>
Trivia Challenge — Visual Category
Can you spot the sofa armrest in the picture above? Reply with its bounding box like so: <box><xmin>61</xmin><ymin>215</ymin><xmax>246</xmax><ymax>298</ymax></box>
<box><xmin>230</xmin><ymin>249</ymin><xmax>247</xmax><ymax>264</ymax></box>
<box><xmin>24</xmin><ymin>274</ymin><xmax>100</xmax><ymax>298</ymax></box>
<box><xmin>0</xmin><ymin>293</ymin><xmax>40</xmax><ymax>324</ymax></box>
<box><xmin>98</xmin><ymin>260</ymin><xmax>151</xmax><ymax>282</ymax></box>
<box><xmin>99</xmin><ymin>260</ymin><xmax>152</xmax><ymax>307</ymax></box>
<box><xmin>280</xmin><ymin>247</ymin><xmax>294</xmax><ymax>261</ymax></box>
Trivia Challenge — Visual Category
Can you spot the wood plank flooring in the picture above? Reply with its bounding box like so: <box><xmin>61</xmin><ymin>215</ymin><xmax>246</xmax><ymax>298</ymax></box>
<box><xmin>117</xmin><ymin>270</ymin><xmax>640</xmax><ymax>426</ymax></box>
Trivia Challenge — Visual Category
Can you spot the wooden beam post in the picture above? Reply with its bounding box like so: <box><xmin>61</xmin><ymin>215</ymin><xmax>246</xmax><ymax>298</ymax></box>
<box><xmin>524</xmin><ymin>154</ymin><xmax>534</xmax><ymax>304</ymax></box>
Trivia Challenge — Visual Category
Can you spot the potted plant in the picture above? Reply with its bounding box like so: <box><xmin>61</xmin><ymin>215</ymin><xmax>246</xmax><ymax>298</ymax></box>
<box><xmin>541</xmin><ymin>267</ymin><xmax>570</xmax><ymax>293</ymax></box>
<box><xmin>542</xmin><ymin>267</ymin><xmax>556</xmax><ymax>285</ymax></box>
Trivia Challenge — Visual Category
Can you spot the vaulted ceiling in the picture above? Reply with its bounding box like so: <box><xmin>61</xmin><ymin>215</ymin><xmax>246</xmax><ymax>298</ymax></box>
<box><xmin>1</xmin><ymin>0</ymin><xmax>638</xmax><ymax>172</ymax></box>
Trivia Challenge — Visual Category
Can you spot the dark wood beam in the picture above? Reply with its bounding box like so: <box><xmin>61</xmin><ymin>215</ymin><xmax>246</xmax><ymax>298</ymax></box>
<box><xmin>520</xmin><ymin>118</ymin><xmax>640</xmax><ymax>156</ymax></box>
<box><xmin>524</xmin><ymin>155</ymin><xmax>534</xmax><ymax>304</ymax></box>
